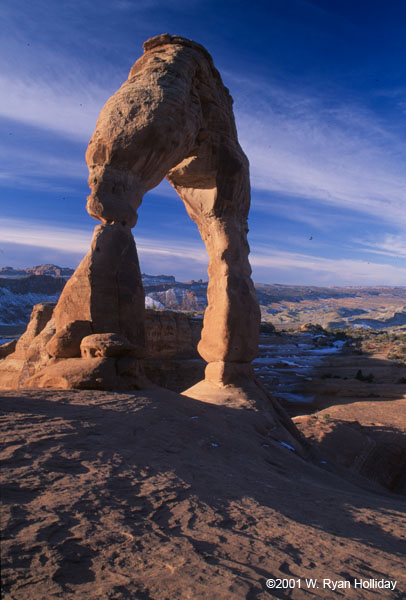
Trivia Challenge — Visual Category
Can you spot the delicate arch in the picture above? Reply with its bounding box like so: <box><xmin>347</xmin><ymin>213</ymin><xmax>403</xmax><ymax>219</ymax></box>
<box><xmin>49</xmin><ymin>34</ymin><xmax>260</xmax><ymax>388</ymax></box>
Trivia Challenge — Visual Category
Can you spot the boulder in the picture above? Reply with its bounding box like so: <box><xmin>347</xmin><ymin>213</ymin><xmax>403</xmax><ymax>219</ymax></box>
<box><xmin>0</xmin><ymin>303</ymin><xmax>202</xmax><ymax>390</ymax></box>
<box><xmin>26</xmin><ymin>355</ymin><xmax>150</xmax><ymax>391</ymax></box>
<box><xmin>80</xmin><ymin>333</ymin><xmax>143</xmax><ymax>358</ymax></box>
<box><xmin>300</xmin><ymin>323</ymin><xmax>325</xmax><ymax>333</ymax></box>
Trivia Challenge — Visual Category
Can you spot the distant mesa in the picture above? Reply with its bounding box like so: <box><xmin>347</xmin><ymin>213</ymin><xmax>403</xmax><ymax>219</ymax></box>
<box><xmin>1</xmin><ymin>265</ymin><xmax>405</xmax><ymax>339</ymax></box>
<box><xmin>0</xmin><ymin>264</ymin><xmax>74</xmax><ymax>278</ymax></box>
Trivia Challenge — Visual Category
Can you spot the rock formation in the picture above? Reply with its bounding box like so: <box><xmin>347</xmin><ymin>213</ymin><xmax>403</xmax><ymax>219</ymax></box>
<box><xmin>0</xmin><ymin>340</ymin><xmax>16</xmax><ymax>360</ymax></box>
<box><xmin>0</xmin><ymin>303</ymin><xmax>56</xmax><ymax>388</ymax></box>
<box><xmin>0</xmin><ymin>34</ymin><xmax>260</xmax><ymax>393</ymax></box>
<box><xmin>0</xmin><ymin>304</ymin><xmax>203</xmax><ymax>390</ymax></box>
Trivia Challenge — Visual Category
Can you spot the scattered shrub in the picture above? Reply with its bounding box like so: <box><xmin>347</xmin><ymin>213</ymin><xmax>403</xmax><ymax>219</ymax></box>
<box><xmin>355</xmin><ymin>369</ymin><xmax>374</xmax><ymax>383</ymax></box>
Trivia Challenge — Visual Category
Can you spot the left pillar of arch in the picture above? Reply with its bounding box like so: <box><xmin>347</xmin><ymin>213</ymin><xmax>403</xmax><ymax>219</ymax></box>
<box><xmin>45</xmin><ymin>138</ymin><xmax>149</xmax><ymax>364</ymax></box>
<box><xmin>48</xmin><ymin>221</ymin><xmax>146</xmax><ymax>360</ymax></box>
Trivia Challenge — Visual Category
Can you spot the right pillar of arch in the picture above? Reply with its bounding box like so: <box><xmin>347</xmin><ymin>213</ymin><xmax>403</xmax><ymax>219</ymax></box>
<box><xmin>198</xmin><ymin>215</ymin><xmax>260</xmax><ymax>386</ymax></box>
<box><xmin>168</xmin><ymin>158</ymin><xmax>260</xmax><ymax>389</ymax></box>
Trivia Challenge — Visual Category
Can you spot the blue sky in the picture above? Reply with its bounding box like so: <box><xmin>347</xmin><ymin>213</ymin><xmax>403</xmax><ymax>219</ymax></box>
<box><xmin>0</xmin><ymin>0</ymin><xmax>405</xmax><ymax>285</ymax></box>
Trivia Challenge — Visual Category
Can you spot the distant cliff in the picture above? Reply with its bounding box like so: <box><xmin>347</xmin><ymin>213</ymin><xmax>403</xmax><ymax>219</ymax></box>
<box><xmin>0</xmin><ymin>274</ymin><xmax>68</xmax><ymax>295</ymax></box>
<box><xmin>1</xmin><ymin>265</ymin><xmax>405</xmax><ymax>337</ymax></box>
<box><xmin>0</xmin><ymin>265</ymin><xmax>75</xmax><ymax>278</ymax></box>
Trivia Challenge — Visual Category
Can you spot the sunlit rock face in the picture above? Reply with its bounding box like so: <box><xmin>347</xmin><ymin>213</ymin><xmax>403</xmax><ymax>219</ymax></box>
<box><xmin>0</xmin><ymin>34</ymin><xmax>260</xmax><ymax>391</ymax></box>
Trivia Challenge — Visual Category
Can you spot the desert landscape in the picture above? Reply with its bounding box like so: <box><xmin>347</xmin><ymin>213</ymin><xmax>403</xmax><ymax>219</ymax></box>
<box><xmin>1</xmin><ymin>21</ymin><xmax>405</xmax><ymax>600</ymax></box>
<box><xmin>2</xmin><ymin>262</ymin><xmax>406</xmax><ymax>598</ymax></box>
<box><xmin>1</xmin><ymin>385</ymin><xmax>405</xmax><ymax>600</ymax></box>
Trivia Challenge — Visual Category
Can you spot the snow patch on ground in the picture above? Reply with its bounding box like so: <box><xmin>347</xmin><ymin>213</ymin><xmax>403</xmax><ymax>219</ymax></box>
<box><xmin>145</xmin><ymin>296</ymin><xmax>165</xmax><ymax>310</ymax></box>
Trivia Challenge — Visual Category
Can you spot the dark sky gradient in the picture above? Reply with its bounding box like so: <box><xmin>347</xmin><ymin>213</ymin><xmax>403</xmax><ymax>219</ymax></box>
<box><xmin>0</xmin><ymin>0</ymin><xmax>405</xmax><ymax>284</ymax></box>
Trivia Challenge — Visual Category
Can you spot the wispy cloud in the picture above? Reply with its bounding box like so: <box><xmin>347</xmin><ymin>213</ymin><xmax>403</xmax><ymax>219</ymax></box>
<box><xmin>0</xmin><ymin>14</ymin><xmax>405</xmax><ymax>287</ymax></box>
<box><xmin>1</xmin><ymin>218</ymin><xmax>405</xmax><ymax>286</ymax></box>
<box><xmin>0</xmin><ymin>144</ymin><xmax>87</xmax><ymax>190</ymax></box>
<box><xmin>0</xmin><ymin>218</ymin><xmax>93</xmax><ymax>256</ymax></box>
<box><xmin>250</xmin><ymin>247</ymin><xmax>406</xmax><ymax>286</ymax></box>
<box><xmin>230</xmin><ymin>75</ymin><xmax>406</xmax><ymax>227</ymax></box>
<box><xmin>1</xmin><ymin>35</ymin><xmax>404</xmax><ymax>233</ymax></box>
<box><xmin>355</xmin><ymin>234</ymin><xmax>406</xmax><ymax>259</ymax></box>
<box><xmin>0</xmin><ymin>73</ymin><xmax>107</xmax><ymax>142</ymax></box>
<box><xmin>0</xmin><ymin>218</ymin><xmax>207</xmax><ymax>267</ymax></box>
<box><xmin>0</xmin><ymin>216</ymin><xmax>209</xmax><ymax>280</ymax></box>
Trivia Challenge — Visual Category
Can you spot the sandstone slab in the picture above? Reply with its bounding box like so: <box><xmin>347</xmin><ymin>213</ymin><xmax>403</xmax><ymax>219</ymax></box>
<box><xmin>26</xmin><ymin>358</ymin><xmax>119</xmax><ymax>390</ymax></box>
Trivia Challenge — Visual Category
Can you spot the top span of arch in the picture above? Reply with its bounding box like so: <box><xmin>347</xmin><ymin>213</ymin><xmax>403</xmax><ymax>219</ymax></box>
<box><xmin>85</xmin><ymin>33</ymin><xmax>246</xmax><ymax>228</ymax></box>
<box><xmin>142</xmin><ymin>34</ymin><xmax>217</xmax><ymax>70</ymax></box>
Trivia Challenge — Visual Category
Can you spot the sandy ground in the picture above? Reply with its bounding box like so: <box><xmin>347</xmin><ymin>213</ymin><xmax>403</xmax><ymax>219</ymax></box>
<box><xmin>1</xmin><ymin>387</ymin><xmax>406</xmax><ymax>599</ymax></box>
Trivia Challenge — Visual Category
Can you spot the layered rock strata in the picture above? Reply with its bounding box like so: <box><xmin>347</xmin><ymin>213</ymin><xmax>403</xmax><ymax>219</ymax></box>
<box><xmin>0</xmin><ymin>305</ymin><xmax>204</xmax><ymax>390</ymax></box>
<box><xmin>1</xmin><ymin>34</ymin><xmax>260</xmax><ymax>392</ymax></box>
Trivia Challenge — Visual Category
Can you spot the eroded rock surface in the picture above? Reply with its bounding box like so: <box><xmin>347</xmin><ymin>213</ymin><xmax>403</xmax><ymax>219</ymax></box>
<box><xmin>80</xmin><ymin>333</ymin><xmax>142</xmax><ymax>359</ymax></box>
<box><xmin>145</xmin><ymin>311</ymin><xmax>202</xmax><ymax>360</ymax></box>
<box><xmin>0</xmin><ymin>33</ymin><xmax>260</xmax><ymax>397</ymax></box>
<box><xmin>294</xmin><ymin>400</ymin><xmax>406</xmax><ymax>494</ymax></box>
<box><xmin>0</xmin><ymin>341</ymin><xmax>16</xmax><ymax>359</ymax></box>
<box><xmin>0</xmin><ymin>304</ymin><xmax>56</xmax><ymax>388</ymax></box>
<box><xmin>0</xmin><ymin>304</ymin><xmax>204</xmax><ymax>391</ymax></box>
<box><xmin>84</xmin><ymin>33</ymin><xmax>260</xmax><ymax>387</ymax></box>
<box><xmin>50</xmin><ymin>223</ymin><xmax>146</xmax><ymax>353</ymax></box>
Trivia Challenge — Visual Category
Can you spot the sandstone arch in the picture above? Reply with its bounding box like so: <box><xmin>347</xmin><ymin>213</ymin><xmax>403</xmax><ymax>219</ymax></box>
<box><xmin>2</xmin><ymin>34</ymin><xmax>261</xmax><ymax>396</ymax></box>
<box><xmin>46</xmin><ymin>34</ymin><xmax>260</xmax><ymax>389</ymax></box>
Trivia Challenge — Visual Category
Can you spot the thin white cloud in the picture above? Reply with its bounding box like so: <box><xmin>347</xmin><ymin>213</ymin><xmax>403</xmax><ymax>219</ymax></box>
<box><xmin>0</xmin><ymin>218</ymin><xmax>207</xmax><ymax>264</ymax></box>
<box><xmin>0</xmin><ymin>72</ymin><xmax>107</xmax><ymax>142</ymax></box>
<box><xmin>0</xmin><ymin>145</ymin><xmax>87</xmax><ymax>186</ymax></box>
<box><xmin>0</xmin><ymin>219</ymin><xmax>93</xmax><ymax>255</ymax></box>
<box><xmin>1</xmin><ymin>218</ymin><xmax>405</xmax><ymax>286</ymax></box>
<box><xmin>230</xmin><ymin>75</ymin><xmax>406</xmax><ymax>227</ymax></box>
<box><xmin>1</xmin><ymin>40</ymin><xmax>404</xmax><ymax>233</ymax></box>
<box><xmin>0</xmin><ymin>28</ymin><xmax>405</xmax><ymax>288</ymax></box>
<box><xmin>355</xmin><ymin>234</ymin><xmax>406</xmax><ymax>259</ymax></box>
<box><xmin>250</xmin><ymin>248</ymin><xmax>406</xmax><ymax>286</ymax></box>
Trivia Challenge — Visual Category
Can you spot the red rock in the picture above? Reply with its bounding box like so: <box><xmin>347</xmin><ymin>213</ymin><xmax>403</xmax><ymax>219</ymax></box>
<box><xmin>0</xmin><ymin>340</ymin><xmax>16</xmax><ymax>359</ymax></box>
<box><xmin>1</xmin><ymin>34</ymin><xmax>261</xmax><ymax>393</ymax></box>
<box><xmin>26</xmin><ymin>357</ymin><xmax>118</xmax><ymax>390</ymax></box>
<box><xmin>12</xmin><ymin>303</ymin><xmax>55</xmax><ymax>360</ymax></box>
<box><xmin>145</xmin><ymin>311</ymin><xmax>201</xmax><ymax>360</ymax></box>
<box><xmin>0</xmin><ymin>304</ymin><xmax>56</xmax><ymax>389</ymax></box>
<box><xmin>80</xmin><ymin>333</ymin><xmax>143</xmax><ymax>358</ymax></box>
<box><xmin>85</xmin><ymin>34</ymin><xmax>260</xmax><ymax>386</ymax></box>
<box><xmin>50</xmin><ymin>223</ymin><xmax>145</xmax><ymax>348</ymax></box>
<box><xmin>46</xmin><ymin>320</ymin><xmax>92</xmax><ymax>358</ymax></box>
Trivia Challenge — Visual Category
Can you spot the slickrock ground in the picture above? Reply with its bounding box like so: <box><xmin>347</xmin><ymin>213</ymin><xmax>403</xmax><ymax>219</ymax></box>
<box><xmin>1</xmin><ymin>387</ymin><xmax>405</xmax><ymax>599</ymax></box>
